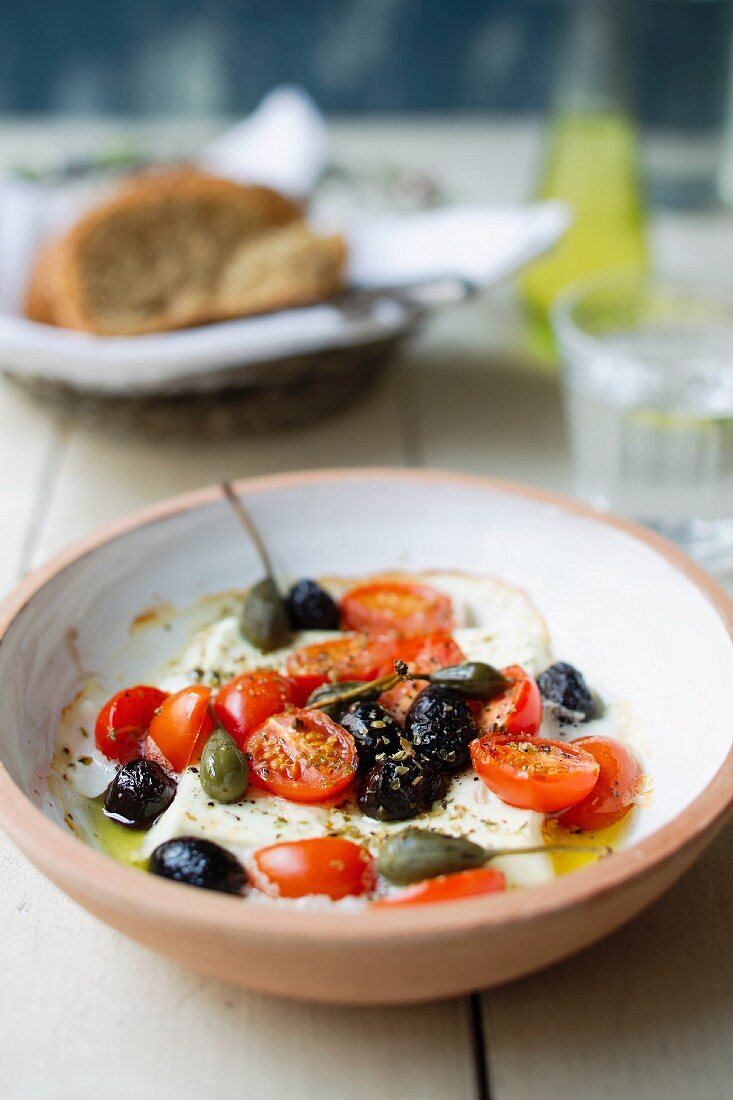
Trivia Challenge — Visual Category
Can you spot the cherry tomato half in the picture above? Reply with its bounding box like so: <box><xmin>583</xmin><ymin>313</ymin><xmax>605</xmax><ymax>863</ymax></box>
<box><xmin>247</xmin><ymin>708</ymin><xmax>357</xmax><ymax>802</ymax></box>
<box><xmin>285</xmin><ymin>634</ymin><xmax>395</xmax><ymax>701</ymax></box>
<box><xmin>558</xmin><ymin>736</ymin><xmax>641</xmax><ymax>831</ymax></box>
<box><xmin>341</xmin><ymin>579</ymin><xmax>453</xmax><ymax>638</ymax></box>
<box><xmin>378</xmin><ymin>632</ymin><xmax>466</xmax><ymax>724</ymax></box>
<box><xmin>95</xmin><ymin>685</ymin><xmax>168</xmax><ymax>763</ymax></box>
<box><xmin>474</xmin><ymin>664</ymin><xmax>542</xmax><ymax>737</ymax></box>
<box><xmin>470</xmin><ymin>734</ymin><xmax>600</xmax><ymax>813</ymax></box>
<box><xmin>251</xmin><ymin>837</ymin><xmax>376</xmax><ymax>900</ymax></box>
<box><xmin>146</xmin><ymin>685</ymin><xmax>214</xmax><ymax>772</ymax></box>
<box><xmin>214</xmin><ymin>669</ymin><xmax>295</xmax><ymax>750</ymax></box>
<box><xmin>374</xmin><ymin>866</ymin><xmax>506</xmax><ymax>907</ymax></box>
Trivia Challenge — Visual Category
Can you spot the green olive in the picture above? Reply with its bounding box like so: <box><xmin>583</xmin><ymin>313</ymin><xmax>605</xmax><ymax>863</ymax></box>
<box><xmin>377</xmin><ymin>828</ymin><xmax>488</xmax><ymax>885</ymax></box>
<box><xmin>199</xmin><ymin>729</ymin><xmax>249</xmax><ymax>803</ymax></box>
<box><xmin>240</xmin><ymin>576</ymin><xmax>291</xmax><ymax>653</ymax></box>
<box><xmin>427</xmin><ymin>661</ymin><xmax>507</xmax><ymax>700</ymax></box>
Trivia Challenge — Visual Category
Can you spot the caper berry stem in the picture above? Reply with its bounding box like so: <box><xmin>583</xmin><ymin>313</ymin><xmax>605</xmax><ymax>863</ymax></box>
<box><xmin>485</xmin><ymin>843</ymin><xmax>611</xmax><ymax>860</ymax></box>
<box><xmin>308</xmin><ymin>657</ymin><xmax>509</xmax><ymax>713</ymax></box>
<box><xmin>222</xmin><ymin>481</ymin><xmax>293</xmax><ymax>653</ymax></box>
<box><xmin>308</xmin><ymin>669</ymin><xmax>404</xmax><ymax>711</ymax></box>
<box><xmin>221</xmin><ymin>480</ymin><xmax>277</xmax><ymax>582</ymax></box>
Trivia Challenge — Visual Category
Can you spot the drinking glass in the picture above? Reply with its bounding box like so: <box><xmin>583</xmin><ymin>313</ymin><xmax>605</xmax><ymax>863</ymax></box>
<box><xmin>553</xmin><ymin>273</ymin><xmax>733</xmax><ymax>571</ymax></box>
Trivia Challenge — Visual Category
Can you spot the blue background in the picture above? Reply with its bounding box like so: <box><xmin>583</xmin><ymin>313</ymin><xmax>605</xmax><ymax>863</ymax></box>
<box><xmin>2</xmin><ymin>0</ymin><xmax>730</xmax><ymax>128</ymax></box>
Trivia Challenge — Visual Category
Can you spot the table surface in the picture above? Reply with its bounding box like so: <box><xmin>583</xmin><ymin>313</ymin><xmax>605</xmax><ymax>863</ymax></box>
<box><xmin>1</xmin><ymin>117</ymin><xmax>732</xmax><ymax>1100</ymax></box>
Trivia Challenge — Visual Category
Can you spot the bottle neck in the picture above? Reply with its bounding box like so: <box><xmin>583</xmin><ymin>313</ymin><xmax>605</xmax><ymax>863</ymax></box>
<box><xmin>554</xmin><ymin>0</ymin><xmax>633</xmax><ymax>115</ymax></box>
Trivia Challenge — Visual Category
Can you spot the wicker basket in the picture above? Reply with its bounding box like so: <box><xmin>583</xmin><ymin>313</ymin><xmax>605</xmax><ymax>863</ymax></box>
<box><xmin>6</xmin><ymin>333</ymin><xmax>408</xmax><ymax>438</ymax></box>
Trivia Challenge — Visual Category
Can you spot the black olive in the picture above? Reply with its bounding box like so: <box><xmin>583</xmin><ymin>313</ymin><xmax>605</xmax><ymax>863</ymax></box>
<box><xmin>103</xmin><ymin>759</ymin><xmax>176</xmax><ymax>829</ymax></box>
<box><xmin>340</xmin><ymin>701</ymin><xmax>403</xmax><ymax>771</ymax></box>
<box><xmin>358</xmin><ymin>751</ymin><xmax>446</xmax><ymax>821</ymax></box>
<box><xmin>404</xmin><ymin>686</ymin><xmax>477</xmax><ymax>774</ymax></box>
<box><xmin>287</xmin><ymin>579</ymin><xmax>340</xmax><ymax>630</ymax></box>
<box><xmin>537</xmin><ymin>661</ymin><xmax>597</xmax><ymax>721</ymax></box>
<box><xmin>149</xmin><ymin>837</ymin><xmax>247</xmax><ymax>895</ymax></box>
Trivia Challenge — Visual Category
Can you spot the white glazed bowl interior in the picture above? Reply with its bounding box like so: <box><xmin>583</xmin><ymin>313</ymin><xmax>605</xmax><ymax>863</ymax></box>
<box><xmin>2</xmin><ymin>472</ymin><xmax>732</xmax><ymax>854</ymax></box>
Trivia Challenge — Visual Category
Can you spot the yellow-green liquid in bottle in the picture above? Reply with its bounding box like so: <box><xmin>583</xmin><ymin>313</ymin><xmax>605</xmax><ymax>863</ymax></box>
<box><xmin>521</xmin><ymin>109</ymin><xmax>648</xmax><ymax>322</ymax></box>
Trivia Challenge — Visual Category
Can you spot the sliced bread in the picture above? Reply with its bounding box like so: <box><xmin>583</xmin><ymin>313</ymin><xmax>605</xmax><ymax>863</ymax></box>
<box><xmin>25</xmin><ymin>170</ymin><xmax>346</xmax><ymax>335</ymax></box>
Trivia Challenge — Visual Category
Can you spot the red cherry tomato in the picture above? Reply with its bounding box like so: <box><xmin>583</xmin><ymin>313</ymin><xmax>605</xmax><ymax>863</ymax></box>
<box><xmin>247</xmin><ymin>708</ymin><xmax>357</xmax><ymax>802</ymax></box>
<box><xmin>470</xmin><ymin>734</ymin><xmax>600</xmax><ymax>813</ymax></box>
<box><xmin>251</xmin><ymin>837</ymin><xmax>376</xmax><ymax>900</ymax></box>
<box><xmin>95</xmin><ymin>685</ymin><xmax>168</xmax><ymax>763</ymax></box>
<box><xmin>378</xmin><ymin>632</ymin><xmax>466</xmax><ymax>724</ymax></box>
<box><xmin>213</xmin><ymin>669</ymin><xmax>295</xmax><ymax>750</ymax></box>
<box><xmin>144</xmin><ymin>734</ymin><xmax>176</xmax><ymax>771</ymax></box>
<box><xmin>146</xmin><ymin>685</ymin><xmax>214</xmax><ymax>772</ymax></box>
<box><xmin>285</xmin><ymin>634</ymin><xmax>395</xmax><ymax>701</ymax></box>
<box><xmin>341</xmin><ymin>579</ymin><xmax>453</xmax><ymax>638</ymax></box>
<box><xmin>374</xmin><ymin>866</ymin><xmax>506</xmax><ymax>907</ymax></box>
<box><xmin>558</xmin><ymin>736</ymin><xmax>641</xmax><ymax>831</ymax></box>
<box><xmin>474</xmin><ymin>664</ymin><xmax>542</xmax><ymax>737</ymax></box>
<box><xmin>378</xmin><ymin>632</ymin><xmax>465</xmax><ymax>677</ymax></box>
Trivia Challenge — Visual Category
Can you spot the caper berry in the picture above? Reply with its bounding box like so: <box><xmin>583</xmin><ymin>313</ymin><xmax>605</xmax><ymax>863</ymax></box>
<box><xmin>404</xmin><ymin>686</ymin><xmax>477</xmax><ymax>774</ymax></box>
<box><xmin>427</xmin><ymin>661</ymin><xmax>507</xmax><ymax>700</ymax></box>
<box><xmin>341</xmin><ymin>701</ymin><xmax>403</xmax><ymax>772</ymax></box>
<box><xmin>377</xmin><ymin>828</ymin><xmax>488</xmax><ymax>885</ymax></box>
<box><xmin>537</xmin><ymin>661</ymin><xmax>597</xmax><ymax>721</ymax></box>
<box><xmin>358</xmin><ymin>751</ymin><xmax>445</xmax><ymax>821</ymax></box>
<box><xmin>199</xmin><ymin>729</ymin><xmax>248</xmax><ymax>803</ymax></box>
<box><xmin>241</xmin><ymin>576</ymin><xmax>291</xmax><ymax>653</ymax></box>
<box><xmin>287</xmin><ymin>579</ymin><xmax>340</xmax><ymax>630</ymax></box>
<box><xmin>149</xmin><ymin>837</ymin><xmax>247</xmax><ymax>894</ymax></box>
<box><xmin>103</xmin><ymin>759</ymin><xmax>176</xmax><ymax>829</ymax></box>
<box><xmin>306</xmin><ymin>680</ymin><xmax>372</xmax><ymax>720</ymax></box>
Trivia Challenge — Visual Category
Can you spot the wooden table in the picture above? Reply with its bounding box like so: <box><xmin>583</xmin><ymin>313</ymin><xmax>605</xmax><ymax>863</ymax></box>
<box><xmin>1</xmin><ymin>119</ymin><xmax>731</xmax><ymax>1100</ymax></box>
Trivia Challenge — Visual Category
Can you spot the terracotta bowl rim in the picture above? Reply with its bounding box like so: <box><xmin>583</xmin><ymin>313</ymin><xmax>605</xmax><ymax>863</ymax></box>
<box><xmin>0</xmin><ymin>466</ymin><xmax>731</xmax><ymax>942</ymax></box>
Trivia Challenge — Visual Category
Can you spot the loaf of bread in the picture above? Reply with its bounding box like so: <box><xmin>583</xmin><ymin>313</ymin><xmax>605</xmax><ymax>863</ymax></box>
<box><xmin>24</xmin><ymin>170</ymin><xmax>347</xmax><ymax>336</ymax></box>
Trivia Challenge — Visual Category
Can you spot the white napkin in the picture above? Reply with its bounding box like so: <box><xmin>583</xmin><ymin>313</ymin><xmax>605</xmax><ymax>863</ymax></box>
<box><xmin>200</xmin><ymin>86</ymin><xmax>327</xmax><ymax>199</ymax></box>
<box><xmin>346</xmin><ymin>204</ymin><xmax>568</xmax><ymax>287</ymax></box>
<box><xmin>0</xmin><ymin>87</ymin><xmax>570</xmax><ymax>394</ymax></box>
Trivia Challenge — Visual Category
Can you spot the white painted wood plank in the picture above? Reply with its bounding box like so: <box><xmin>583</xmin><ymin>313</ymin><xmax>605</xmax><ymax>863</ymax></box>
<box><xmin>402</xmin><ymin>322</ymin><xmax>569</xmax><ymax>492</ymax></box>
<box><xmin>31</xmin><ymin>367</ymin><xmax>407</xmax><ymax>563</ymax></box>
<box><xmin>0</xmin><ymin>852</ymin><xmax>477</xmax><ymax>1100</ymax></box>
<box><xmin>0</xmin><ymin>379</ymin><xmax>62</xmax><ymax>593</ymax></box>
<box><xmin>482</xmin><ymin>821</ymin><xmax>733</xmax><ymax>1100</ymax></box>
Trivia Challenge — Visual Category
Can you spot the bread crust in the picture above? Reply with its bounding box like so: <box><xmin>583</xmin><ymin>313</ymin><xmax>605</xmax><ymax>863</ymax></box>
<box><xmin>24</xmin><ymin>239</ymin><xmax>64</xmax><ymax>326</ymax></box>
<box><xmin>23</xmin><ymin>169</ymin><xmax>344</xmax><ymax>336</ymax></box>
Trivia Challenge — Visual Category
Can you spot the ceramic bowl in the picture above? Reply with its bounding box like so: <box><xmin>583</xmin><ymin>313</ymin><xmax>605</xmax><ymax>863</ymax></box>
<box><xmin>0</xmin><ymin>469</ymin><xmax>731</xmax><ymax>1005</ymax></box>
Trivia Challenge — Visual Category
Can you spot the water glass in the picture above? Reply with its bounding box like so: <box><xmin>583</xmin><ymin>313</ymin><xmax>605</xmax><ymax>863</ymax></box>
<box><xmin>553</xmin><ymin>273</ymin><xmax>733</xmax><ymax>571</ymax></box>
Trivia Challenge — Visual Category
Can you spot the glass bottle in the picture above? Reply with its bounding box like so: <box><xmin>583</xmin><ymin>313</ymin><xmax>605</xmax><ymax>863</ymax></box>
<box><xmin>520</xmin><ymin>0</ymin><xmax>649</xmax><ymax>328</ymax></box>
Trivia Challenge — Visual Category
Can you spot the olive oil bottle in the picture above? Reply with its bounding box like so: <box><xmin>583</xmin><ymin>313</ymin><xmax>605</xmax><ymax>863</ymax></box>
<box><xmin>520</xmin><ymin>0</ymin><xmax>648</xmax><ymax>341</ymax></box>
